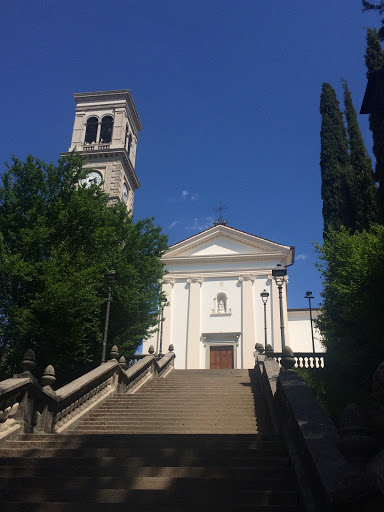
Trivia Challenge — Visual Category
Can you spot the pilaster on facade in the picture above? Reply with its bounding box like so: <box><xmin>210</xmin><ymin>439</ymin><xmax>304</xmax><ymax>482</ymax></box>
<box><xmin>161</xmin><ymin>279</ymin><xmax>175</xmax><ymax>353</ymax></box>
<box><xmin>187</xmin><ymin>277</ymin><xmax>204</xmax><ymax>285</ymax></box>
<box><xmin>163</xmin><ymin>277</ymin><xmax>176</xmax><ymax>287</ymax></box>
<box><xmin>186</xmin><ymin>277</ymin><xmax>204</xmax><ymax>368</ymax></box>
<box><xmin>238</xmin><ymin>274</ymin><xmax>256</xmax><ymax>283</ymax></box>
<box><xmin>238</xmin><ymin>275</ymin><xmax>256</xmax><ymax>369</ymax></box>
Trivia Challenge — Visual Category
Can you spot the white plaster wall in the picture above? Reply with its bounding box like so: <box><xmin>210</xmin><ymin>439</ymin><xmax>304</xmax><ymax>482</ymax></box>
<box><xmin>251</xmin><ymin>275</ymin><xmax>273</xmax><ymax>351</ymax></box>
<box><xmin>200</xmin><ymin>277</ymin><xmax>241</xmax><ymax>334</ymax></box>
<box><xmin>287</xmin><ymin>310</ymin><xmax>324</xmax><ymax>353</ymax></box>
<box><xmin>189</xmin><ymin>239</ymin><xmax>262</xmax><ymax>256</ymax></box>
<box><xmin>141</xmin><ymin>326</ymin><xmax>158</xmax><ymax>355</ymax></box>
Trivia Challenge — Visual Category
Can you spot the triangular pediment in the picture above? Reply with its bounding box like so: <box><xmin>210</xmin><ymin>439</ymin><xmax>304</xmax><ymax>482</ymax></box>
<box><xmin>164</xmin><ymin>225</ymin><xmax>294</xmax><ymax>263</ymax></box>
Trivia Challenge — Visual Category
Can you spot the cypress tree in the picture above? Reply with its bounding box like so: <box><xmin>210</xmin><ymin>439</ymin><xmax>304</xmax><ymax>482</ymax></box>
<box><xmin>342</xmin><ymin>79</ymin><xmax>378</xmax><ymax>230</ymax></box>
<box><xmin>320</xmin><ymin>83</ymin><xmax>356</xmax><ymax>237</ymax></box>
<box><xmin>365</xmin><ymin>28</ymin><xmax>384</xmax><ymax>221</ymax></box>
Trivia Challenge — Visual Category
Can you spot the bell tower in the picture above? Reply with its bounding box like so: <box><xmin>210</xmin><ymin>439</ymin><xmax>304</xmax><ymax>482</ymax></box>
<box><xmin>64</xmin><ymin>90</ymin><xmax>142</xmax><ymax>211</ymax></box>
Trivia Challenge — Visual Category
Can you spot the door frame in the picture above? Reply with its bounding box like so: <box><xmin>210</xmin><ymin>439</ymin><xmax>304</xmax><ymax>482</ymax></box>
<box><xmin>202</xmin><ymin>332</ymin><xmax>241</xmax><ymax>369</ymax></box>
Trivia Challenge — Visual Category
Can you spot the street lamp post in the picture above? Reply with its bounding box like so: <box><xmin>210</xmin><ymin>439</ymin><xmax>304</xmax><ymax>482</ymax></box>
<box><xmin>272</xmin><ymin>266</ymin><xmax>287</xmax><ymax>350</ymax></box>
<box><xmin>101</xmin><ymin>270</ymin><xmax>117</xmax><ymax>364</ymax></box>
<box><xmin>158</xmin><ymin>297</ymin><xmax>167</xmax><ymax>359</ymax></box>
<box><xmin>305</xmin><ymin>291</ymin><xmax>315</xmax><ymax>355</ymax></box>
<box><xmin>260</xmin><ymin>289</ymin><xmax>269</xmax><ymax>350</ymax></box>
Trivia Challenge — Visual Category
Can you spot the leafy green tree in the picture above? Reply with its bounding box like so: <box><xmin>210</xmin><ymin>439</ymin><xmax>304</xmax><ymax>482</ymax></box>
<box><xmin>365</xmin><ymin>28</ymin><xmax>384</xmax><ymax>221</ymax></box>
<box><xmin>342</xmin><ymin>79</ymin><xmax>378</xmax><ymax>230</ymax></box>
<box><xmin>362</xmin><ymin>1</ymin><xmax>384</xmax><ymax>39</ymax></box>
<box><xmin>320</xmin><ymin>83</ymin><xmax>356</xmax><ymax>236</ymax></box>
<box><xmin>315</xmin><ymin>226</ymin><xmax>384</xmax><ymax>418</ymax></box>
<box><xmin>0</xmin><ymin>154</ymin><xmax>168</xmax><ymax>378</ymax></box>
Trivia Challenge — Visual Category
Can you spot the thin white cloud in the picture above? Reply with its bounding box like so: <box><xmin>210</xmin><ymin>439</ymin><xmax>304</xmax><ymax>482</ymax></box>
<box><xmin>168</xmin><ymin>220</ymin><xmax>181</xmax><ymax>229</ymax></box>
<box><xmin>296</xmin><ymin>253</ymin><xmax>308</xmax><ymax>262</ymax></box>
<box><xmin>187</xmin><ymin>216</ymin><xmax>214</xmax><ymax>231</ymax></box>
<box><xmin>168</xmin><ymin>190</ymin><xmax>200</xmax><ymax>202</ymax></box>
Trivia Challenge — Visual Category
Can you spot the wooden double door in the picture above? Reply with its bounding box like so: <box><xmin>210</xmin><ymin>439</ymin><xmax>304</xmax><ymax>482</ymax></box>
<box><xmin>210</xmin><ymin>345</ymin><xmax>234</xmax><ymax>369</ymax></box>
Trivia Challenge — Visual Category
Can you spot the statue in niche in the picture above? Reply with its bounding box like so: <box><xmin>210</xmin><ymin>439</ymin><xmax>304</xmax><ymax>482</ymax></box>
<box><xmin>218</xmin><ymin>298</ymin><xmax>226</xmax><ymax>313</ymax></box>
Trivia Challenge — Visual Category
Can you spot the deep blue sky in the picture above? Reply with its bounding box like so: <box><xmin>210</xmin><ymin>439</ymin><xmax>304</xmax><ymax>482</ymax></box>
<box><xmin>0</xmin><ymin>1</ymin><xmax>380</xmax><ymax>308</ymax></box>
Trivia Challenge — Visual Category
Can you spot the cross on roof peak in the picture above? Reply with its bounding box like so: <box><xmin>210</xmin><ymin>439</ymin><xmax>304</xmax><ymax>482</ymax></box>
<box><xmin>213</xmin><ymin>202</ymin><xmax>228</xmax><ymax>226</ymax></box>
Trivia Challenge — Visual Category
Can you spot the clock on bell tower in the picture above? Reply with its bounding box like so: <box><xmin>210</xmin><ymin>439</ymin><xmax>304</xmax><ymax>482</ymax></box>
<box><xmin>62</xmin><ymin>90</ymin><xmax>142</xmax><ymax>211</ymax></box>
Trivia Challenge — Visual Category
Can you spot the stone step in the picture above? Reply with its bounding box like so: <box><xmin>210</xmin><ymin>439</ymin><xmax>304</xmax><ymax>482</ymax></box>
<box><xmin>95</xmin><ymin>405</ymin><xmax>256</xmax><ymax>411</ymax></box>
<box><xmin>4</xmin><ymin>440</ymin><xmax>286</xmax><ymax>455</ymax></box>
<box><xmin>82</xmin><ymin>418</ymin><xmax>257</xmax><ymax>424</ymax></box>
<box><xmin>71</xmin><ymin>428</ymin><xmax>259</xmax><ymax>434</ymax></box>
<box><xmin>93</xmin><ymin>407</ymin><xmax>257</xmax><ymax>412</ymax></box>
<box><xmin>84</xmin><ymin>411</ymin><xmax>256</xmax><ymax>417</ymax></box>
<box><xmin>0</xmin><ymin>470</ymin><xmax>297</xmax><ymax>488</ymax></box>
<box><xmin>75</xmin><ymin>418</ymin><xmax>257</xmax><ymax>424</ymax></box>
<box><xmin>103</xmin><ymin>393</ymin><xmax>254</xmax><ymax>406</ymax></box>
<box><xmin>0</xmin><ymin>504</ymin><xmax>300</xmax><ymax>512</ymax></box>
<box><xmin>1</xmin><ymin>485</ymin><xmax>299</xmax><ymax>506</ymax></box>
<box><xmin>0</xmin><ymin>454</ymin><xmax>290</xmax><ymax>467</ymax></box>
<box><xmin>2</xmin><ymin>442</ymin><xmax>285</xmax><ymax>456</ymax></box>
<box><xmin>0</xmin><ymin>461</ymin><xmax>293</xmax><ymax>477</ymax></box>
<box><xmin>13</xmin><ymin>433</ymin><xmax>273</xmax><ymax>442</ymax></box>
<box><xmin>135</xmin><ymin>390</ymin><xmax>256</xmax><ymax>394</ymax></box>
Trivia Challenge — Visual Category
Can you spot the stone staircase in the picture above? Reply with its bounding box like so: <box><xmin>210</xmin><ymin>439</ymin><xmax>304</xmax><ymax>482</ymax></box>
<box><xmin>0</xmin><ymin>369</ymin><xmax>302</xmax><ymax>511</ymax></box>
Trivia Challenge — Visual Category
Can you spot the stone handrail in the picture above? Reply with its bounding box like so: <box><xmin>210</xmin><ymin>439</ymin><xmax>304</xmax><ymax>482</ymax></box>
<box><xmin>157</xmin><ymin>351</ymin><xmax>176</xmax><ymax>377</ymax></box>
<box><xmin>0</xmin><ymin>377</ymin><xmax>31</xmax><ymax>441</ymax></box>
<box><xmin>54</xmin><ymin>361</ymin><xmax>119</xmax><ymax>433</ymax></box>
<box><xmin>127</xmin><ymin>353</ymin><xmax>147</xmax><ymax>368</ymax></box>
<box><xmin>255</xmin><ymin>351</ymin><xmax>380</xmax><ymax>510</ymax></box>
<box><xmin>0</xmin><ymin>347</ymin><xmax>176</xmax><ymax>443</ymax></box>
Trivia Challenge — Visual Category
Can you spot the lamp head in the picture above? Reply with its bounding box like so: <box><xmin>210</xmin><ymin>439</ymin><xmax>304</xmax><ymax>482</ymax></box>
<box><xmin>260</xmin><ymin>289</ymin><xmax>269</xmax><ymax>304</ymax></box>
<box><xmin>272</xmin><ymin>266</ymin><xmax>287</xmax><ymax>286</ymax></box>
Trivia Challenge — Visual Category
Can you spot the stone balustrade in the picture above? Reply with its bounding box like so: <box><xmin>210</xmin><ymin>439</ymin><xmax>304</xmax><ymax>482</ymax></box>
<box><xmin>255</xmin><ymin>348</ymin><xmax>383</xmax><ymax>509</ymax></box>
<box><xmin>255</xmin><ymin>344</ymin><xmax>326</xmax><ymax>368</ymax></box>
<box><xmin>273</xmin><ymin>352</ymin><xmax>326</xmax><ymax>369</ymax></box>
<box><xmin>0</xmin><ymin>346</ymin><xmax>176</xmax><ymax>443</ymax></box>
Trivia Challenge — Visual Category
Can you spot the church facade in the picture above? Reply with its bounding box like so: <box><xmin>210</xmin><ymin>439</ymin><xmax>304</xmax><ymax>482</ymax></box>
<box><xmin>142</xmin><ymin>225</ymin><xmax>323</xmax><ymax>370</ymax></box>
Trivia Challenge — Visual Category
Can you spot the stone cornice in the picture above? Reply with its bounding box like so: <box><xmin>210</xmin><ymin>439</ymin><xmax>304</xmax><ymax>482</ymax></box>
<box><xmin>162</xmin><ymin>253</ymin><xmax>289</xmax><ymax>266</ymax></box>
<box><xmin>160</xmin><ymin>270</ymin><xmax>272</xmax><ymax>280</ymax></box>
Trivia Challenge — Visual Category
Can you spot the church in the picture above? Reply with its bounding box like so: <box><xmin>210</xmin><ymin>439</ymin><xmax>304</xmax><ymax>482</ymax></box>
<box><xmin>66</xmin><ymin>89</ymin><xmax>323</xmax><ymax>370</ymax></box>
<box><xmin>142</xmin><ymin>224</ymin><xmax>323</xmax><ymax>369</ymax></box>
